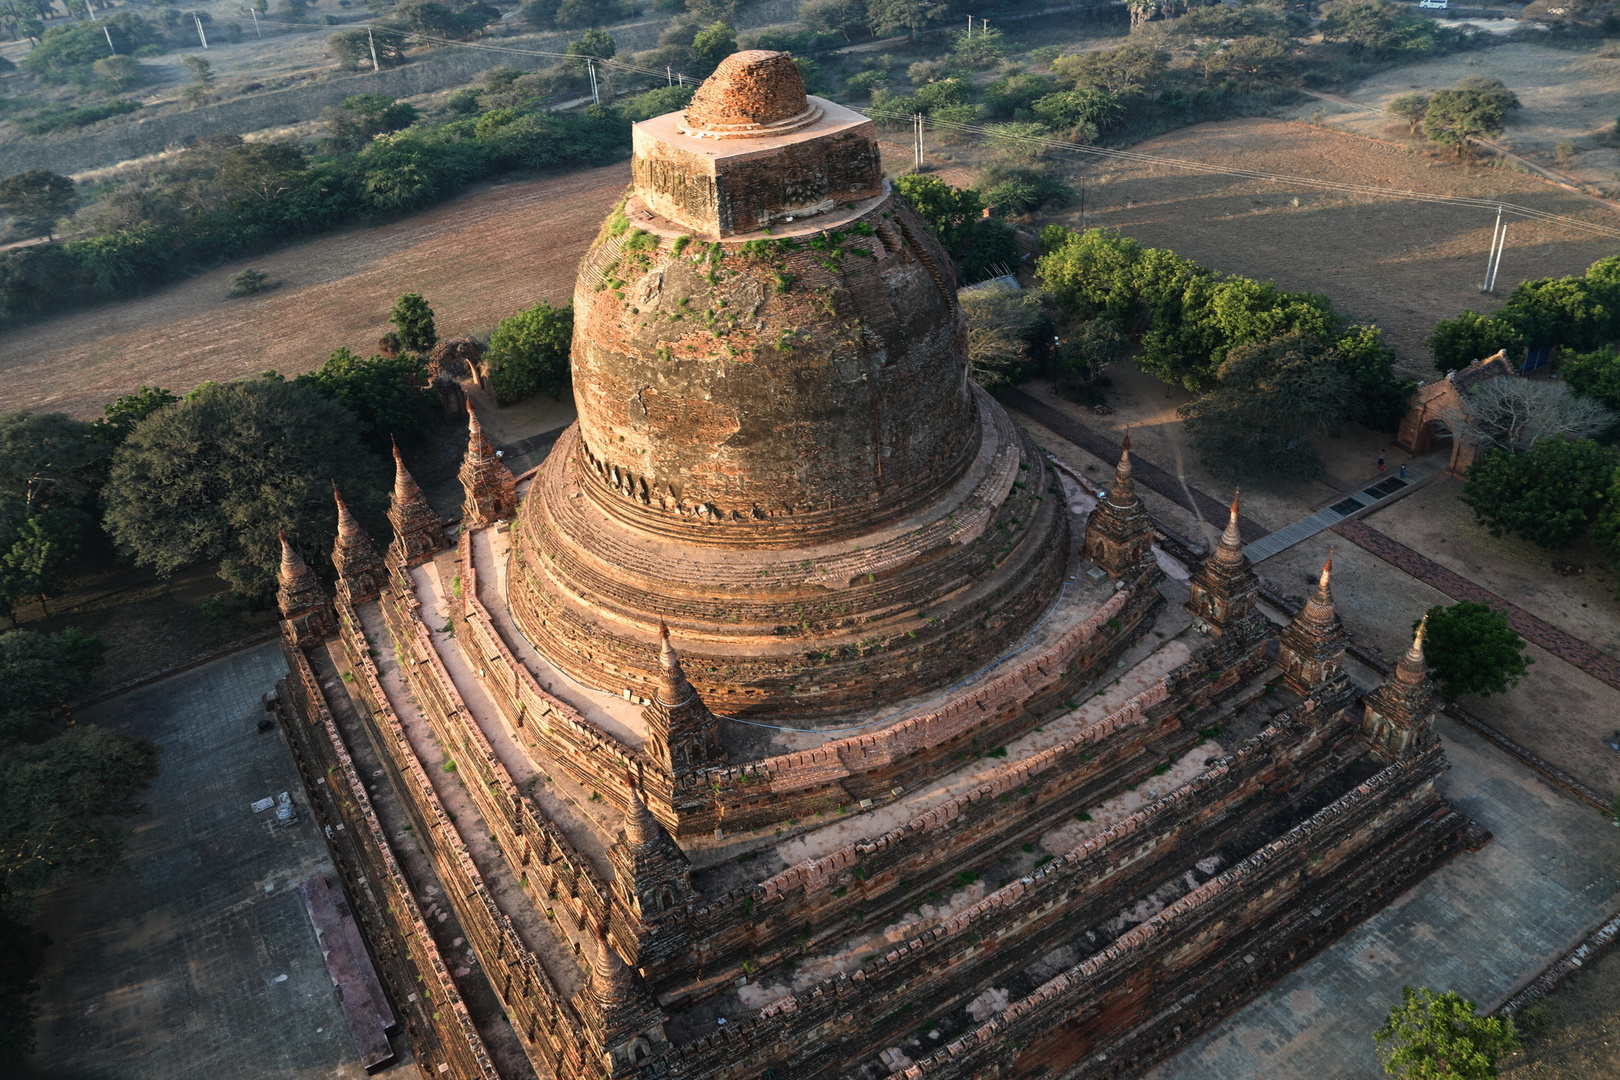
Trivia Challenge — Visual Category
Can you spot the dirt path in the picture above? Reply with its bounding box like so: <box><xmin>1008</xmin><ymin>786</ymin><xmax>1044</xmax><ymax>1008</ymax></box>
<box><xmin>0</xmin><ymin>162</ymin><xmax>630</xmax><ymax>420</ymax></box>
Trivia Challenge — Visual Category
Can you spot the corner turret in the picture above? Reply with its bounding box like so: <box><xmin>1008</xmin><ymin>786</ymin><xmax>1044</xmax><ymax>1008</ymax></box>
<box><xmin>331</xmin><ymin>483</ymin><xmax>387</xmax><ymax>606</ymax></box>
<box><xmin>1082</xmin><ymin>431</ymin><xmax>1157</xmax><ymax>580</ymax></box>
<box><xmin>1277</xmin><ymin>549</ymin><xmax>1349</xmax><ymax>694</ymax></box>
<box><xmin>1362</xmin><ymin>616</ymin><xmax>1440</xmax><ymax>759</ymax></box>
<box><xmin>387</xmin><ymin>441</ymin><xmax>446</xmax><ymax>568</ymax></box>
<box><xmin>458</xmin><ymin>400</ymin><xmax>518</xmax><ymax>529</ymax></box>
<box><xmin>277</xmin><ymin>531</ymin><xmax>337</xmax><ymax>647</ymax></box>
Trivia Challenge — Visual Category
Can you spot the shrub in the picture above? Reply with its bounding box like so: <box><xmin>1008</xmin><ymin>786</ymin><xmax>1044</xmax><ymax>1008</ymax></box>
<box><xmin>1419</xmin><ymin>603</ymin><xmax>1532</xmax><ymax>701</ymax></box>
<box><xmin>486</xmin><ymin>302</ymin><xmax>574</xmax><ymax>403</ymax></box>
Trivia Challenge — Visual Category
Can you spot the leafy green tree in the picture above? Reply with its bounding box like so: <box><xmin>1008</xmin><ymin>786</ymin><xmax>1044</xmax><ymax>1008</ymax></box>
<box><xmin>800</xmin><ymin>0</ymin><xmax>870</xmax><ymax>42</ymax></box>
<box><xmin>1208</xmin><ymin>35</ymin><xmax>1294</xmax><ymax>92</ymax></box>
<box><xmin>320</xmin><ymin>93</ymin><xmax>419</xmax><ymax>151</ymax></box>
<box><xmin>0</xmin><ymin>510</ymin><xmax>85</xmax><ymax>619</ymax></box>
<box><xmin>1460</xmin><ymin>438</ymin><xmax>1614</xmax><ymax>548</ymax></box>
<box><xmin>866</xmin><ymin>0</ymin><xmax>952</xmax><ymax>36</ymax></box>
<box><xmin>102</xmin><ymin>379</ymin><xmax>388</xmax><ymax>598</ymax></box>
<box><xmin>1423</xmin><ymin>77</ymin><xmax>1518</xmax><ymax>156</ymax></box>
<box><xmin>21</xmin><ymin>14</ymin><xmax>162</xmax><ymax>84</ymax></box>
<box><xmin>389</xmin><ymin>292</ymin><xmax>437</xmax><ymax>354</ymax></box>
<box><xmin>294</xmin><ymin>348</ymin><xmax>433</xmax><ymax>452</ymax></box>
<box><xmin>980</xmin><ymin>72</ymin><xmax>1054</xmax><ymax>118</ymax></box>
<box><xmin>92</xmin><ymin>387</ymin><xmax>177</xmax><ymax>446</ymax></box>
<box><xmin>1031</xmin><ymin>88</ymin><xmax>1123</xmax><ymax>134</ymax></box>
<box><xmin>216</xmin><ymin>143</ymin><xmax>309</xmax><ymax>205</ymax></box>
<box><xmin>567</xmin><ymin>27</ymin><xmax>617</xmax><ymax>59</ymax></box>
<box><xmin>1500</xmin><ymin>275</ymin><xmax>1613</xmax><ymax>352</ymax></box>
<box><xmin>1375</xmin><ymin>986</ymin><xmax>1520</xmax><ymax>1079</ymax></box>
<box><xmin>1563</xmin><ymin>345</ymin><xmax>1620</xmax><ymax>413</ymax></box>
<box><xmin>0</xmin><ymin>171</ymin><xmax>75</xmax><ymax>241</ymax></box>
<box><xmin>1320</xmin><ymin>0</ymin><xmax>1438</xmax><ymax>57</ymax></box>
<box><xmin>618</xmin><ymin>85</ymin><xmax>696</xmax><ymax>122</ymax></box>
<box><xmin>61</xmin><ymin>222</ymin><xmax>177</xmax><ymax>296</ymax></box>
<box><xmin>1388</xmin><ymin>92</ymin><xmax>1430</xmax><ymax>134</ymax></box>
<box><xmin>1055</xmin><ymin>317</ymin><xmax>1128</xmax><ymax>398</ymax></box>
<box><xmin>486</xmin><ymin>301</ymin><xmax>574</xmax><ymax>403</ymax></box>
<box><xmin>1336</xmin><ymin>324</ymin><xmax>1415</xmax><ymax>432</ymax></box>
<box><xmin>1592</xmin><ymin>465</ymin><xmax>1620</xmax><ymax>570</ymax></box>
<box><xmin>1420</xmin><ymin>603</ymin><xmax>1531</xmax><ymax>701</ymax></box>
<box><xmin>894</xmin><ymin>173</ymin><xmax>984</xmax><ymax>260</ymax></box>
<box><xmin>0</xmin><ymin>412</ymin><xmax>108</xmax><ymax>547</ymax></box>
<box><xmin>91</xmin><ymin>54</ymin><xmax>142</xmax><ymax>93</ymax></box>
<box><xmin>690</xmin><ymin>21</ymin><xmax>738</xmax><ymax>69</ymax></box>
<box><xmin>1426</xmin><ymin>310</ymin><xmax>1525</xmax><ymax>373</ymax></box>
<box><xmin>1180</xmin><ymin>333</ymin><xmax>1355</xmax><ymax>482</ymax></box>
<box><xmin>1051</xmin><ymin>41</ymin><xmax>1169</xmax><ymax>95</ymax></box>
<box><xmin>329</xmin><ymin>28</ymin><xmax>404</xmax><ymax>69</ymax></box>
<box><xmin>948</xmin><ymin>24</ymin><xmax>1006</xmax><ymax>68</ymax></box>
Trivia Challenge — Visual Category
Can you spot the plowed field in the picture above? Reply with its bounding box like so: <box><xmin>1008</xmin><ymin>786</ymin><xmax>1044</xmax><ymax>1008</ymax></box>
<box><xmin>0</xmin><ymin>162</ymin><xmax>630</xmax><ymax>419</ymax></box>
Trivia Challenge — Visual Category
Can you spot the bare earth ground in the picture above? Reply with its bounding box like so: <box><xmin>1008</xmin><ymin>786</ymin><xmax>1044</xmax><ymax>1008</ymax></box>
<box><xmin>1505</xmin><ymin>941</ymin><xmax>1620</xmax><ymax>1080</ymax></box>
<box><xmin>0</xmin><ymin>162</ymin><xmax>629</xmax><ymax>419</ymax></box>
<box><xmin>1038</xmin><ymin>117</ymin><xmax>1620</xmax><ymax>366</ymax></box>
<box><xmin>1295</xmin><ymin>40</ymin><xmax>1620</xmax><ymax>195</ymax></box>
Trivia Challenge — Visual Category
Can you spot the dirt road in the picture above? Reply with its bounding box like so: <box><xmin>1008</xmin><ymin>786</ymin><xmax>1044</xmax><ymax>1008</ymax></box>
<box><xmin>0</xmin><ymin>163</ymin><xmax>630</xmax><ymax>419</ymax></box>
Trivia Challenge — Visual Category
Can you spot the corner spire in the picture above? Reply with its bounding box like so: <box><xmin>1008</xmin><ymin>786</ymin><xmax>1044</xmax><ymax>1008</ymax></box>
<box><xmin>1277</xmin><ymin>547</ymin><xmax>1347</xmax><ymax>694</ymax></box>
<box><xmin>392</xmin><ymin>439</ymin><xmax>420</xmax><ymax>501</ymax></box>
<box><xmin>458</xmin><ymin>399</ymin><xmax>518</xmax><ymax>529</ymax></box>
<box><xmin>387</xmin><ymin>442</ymin><xmax>446</xmax><ymax>567</ymax></box>
<box><xmin>593</xmin><ymin>928</ymin><xmax>635</xmax><ymax>1006</ymax></box>
<box><xmin>657</xmin><ymin>620</ymin><xmax>693</xmax><ymax>708</ymax></box>
<box><xmin>276</xmin><ymin>530</ymin><xmax>336</xmax><ymax>648</ymax></box>
<box><xmin>1397</xmin><ymin>615</ymin><xmax>1429</xmax><ymax>684</ymax></box>
<box><xmin>279</xmin><ymin>530</ymin><xmax>305</xmax><ymax>584</ymax></box>
<box><xmin>1213</xmin><ymin>489</ymin><xmax>1245</xmax><ymax>566</ymax></box>
<box><xmin>333</xmin><ymin>481</ymin><xmax>360</xmax><ymax>537</ymax></box>
<box><xmin>331</xmin><ymin>483</ymin><xmax>387</xmax><ymax>606</ymax></box>
<box><xmin>623</xmin><ymin>773</ymin><xmax>661</xmax><ymax>848</ymax></box>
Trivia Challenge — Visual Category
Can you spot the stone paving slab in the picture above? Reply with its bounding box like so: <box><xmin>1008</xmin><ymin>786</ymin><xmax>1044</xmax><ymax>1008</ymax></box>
<box><xmin>1146</xmin><ymin>714</ymin><xmax>1620</xmax><ymax>1080</ymax></box>
<box><xmin>27</xmin><ymin>643</ymin><xmax>397</xmax><ymax>1080</ymax></box>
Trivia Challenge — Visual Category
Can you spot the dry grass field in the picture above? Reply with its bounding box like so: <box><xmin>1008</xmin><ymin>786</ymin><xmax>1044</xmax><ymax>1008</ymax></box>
<box><xmin>0</xmin><ymin>162</ymin><xmax>630</xmax><ymax>420</ymax></box>
<box><xmin>1034</xmin><ymin>117</ymin><xmax>1620</xmax><ymax>369</ymax></box>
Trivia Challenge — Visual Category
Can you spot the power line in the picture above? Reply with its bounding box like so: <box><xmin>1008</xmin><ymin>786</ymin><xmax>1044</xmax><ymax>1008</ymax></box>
<box><xmin>868</xmin><ymin>109</ymin><xmax>1620</xmax><ymax>242</ymax></box>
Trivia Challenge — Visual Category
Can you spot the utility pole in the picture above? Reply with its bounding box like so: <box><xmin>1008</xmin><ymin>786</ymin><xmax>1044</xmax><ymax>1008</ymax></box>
<box><xmin>965</xmin><ymin>14</ymin><xmax>972</xmax><ymax>37</ymax></box>
<box><xmin>194</xmin><ymin>12</ymin><xmax>208</xmax><ymax>48</ymax></box>
<box><xmin>1488</xmin><ymin>223</ymin><xmax>1507</xmax><ymax>293</ymax></box>
<box><xmin>587</xmin><ymin>59</ymin><xmax>600</xmax><ymax>105</ymax></box>
<box><xmin>666</xmin><ymin>65</ymin><xmax>672</xmax><ymax>86</ymax></box>
<box><xmin>368</xmin><ymin>26</ymin><xmax>379</xmax><ymax>71</ymax></box>
<box><xmin>1482</xmin><ymin>205</ymin><xmax>1504</xmax><ymax>293</ymax></box>
<box><xmin>103</xmin><ymin>23</ymin><xmax>114</xmax><ymax>52</ymax></box>
<box><xmin>250</xmin><ymin>7</ymin><xmax>260</xmax><ymax>37</ymax></box>
<box><xmin>913</xmin><ymin>113</ymin><xmax>924</xmax><ymax>172</ymax></box>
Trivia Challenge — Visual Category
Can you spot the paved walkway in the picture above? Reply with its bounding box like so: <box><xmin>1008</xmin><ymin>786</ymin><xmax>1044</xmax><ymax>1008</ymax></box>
<box><xmin>1148</xmin><ymin>714</ymin><xmax>1620</xmax><ymax>1080</ymax></box>
<box><xmin>1332</xmin><ymin>520</ymin><xmax>1620</xmax><ymax>693</ymax></box>
<box><xmin>1001</xmin><ymin>389</ymin><xmax>1620</xmax><ymax>696</ymax></box>
<box><xmin>29</xmin><ymin>643</ymin><xmax>381</xmax><ymax>1080</ymax></box>
<box><xmin>1241</xmin><ymin>456</ymin><xmax>1448</xmax><ymax>563</ymax></box>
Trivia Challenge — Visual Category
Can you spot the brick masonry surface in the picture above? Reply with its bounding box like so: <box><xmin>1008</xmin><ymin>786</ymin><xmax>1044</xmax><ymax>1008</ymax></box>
<box><xmin>28</xmin><ymin>644</ymin><xmax>380</xmax><ymax>1080</ymax></box>
<box><xmin>1146</xmin><ymin>714</ymin><xmax>1620</xmax><ymax>1080</ymax></box>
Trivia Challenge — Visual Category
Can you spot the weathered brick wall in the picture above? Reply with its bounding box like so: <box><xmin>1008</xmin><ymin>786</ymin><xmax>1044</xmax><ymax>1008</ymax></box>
<box><xmin>660</xmin><ymin>724</ymin><xmax>1461</xmax><ymax>1080</ymax></box>
<box><xmin>275</xmin><ymin>644</ymin><xmax>502</xmax><ymax>1080</ymax></box>
<box><xmin>566</xmin><ymin>193</ymin><xmax>972</xmax><ymax>542</ymax></box>
<box><xmin>339</xmin><ymin>595</ymin><xmax>596</xmax><ymax>1080</ymax></box>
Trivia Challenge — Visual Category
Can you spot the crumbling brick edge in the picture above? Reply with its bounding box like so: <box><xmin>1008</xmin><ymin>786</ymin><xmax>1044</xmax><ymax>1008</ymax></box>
<box><xmin>1497</xmin><ymin>904</ymin><xmax>1620</xmax><ymax>1017</ymax></box>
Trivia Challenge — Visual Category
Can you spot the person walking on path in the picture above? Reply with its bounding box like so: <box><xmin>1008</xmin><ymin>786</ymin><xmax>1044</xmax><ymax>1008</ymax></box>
<box><xmin>1399</xmin><ymin>462</ymin><xmax>1407</xmax><ymax>480</ymax></box>
<box><xmin>1377</xmin><ymin>452</ymin><xmax>1386</xmax><ymax>475</ymax></box>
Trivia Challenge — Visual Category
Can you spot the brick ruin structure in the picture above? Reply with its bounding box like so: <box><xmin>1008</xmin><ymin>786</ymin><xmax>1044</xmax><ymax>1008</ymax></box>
<box><xmin>272</xmin><ymin>51</ymin><xmax>1479</xmax><ymax>1080</ymax></box>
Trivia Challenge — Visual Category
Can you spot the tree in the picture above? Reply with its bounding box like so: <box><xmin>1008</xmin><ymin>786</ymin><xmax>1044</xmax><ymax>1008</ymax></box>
<box><xmin>0</xmin><ymin>412</ymin><xmax>108</xmax><ymax>547</ymax></box>
<box><xmin>1420</xmin><ymin>604</ymin><xmax>1531</xmax><ymax>701</ymax></box>
<box><xmin>800</xmin><ymin>0</ymin><xmax>869</xmax><ymax>42</ymax></box>
<box><xmin>1592</xmin><ymin>466</ymin><xmax>1620</xmax><ymax>570</ymax></box>
<box><xmin>216</xmin><ymin>142</ymin><xmax>309</xmax><ymax>204</ymax></box>
<box><xmin>1208</xmin><ymin>35</ymin><xmax>1294</xmax><ymax>92</ymax></box>
<box><xmin>567</xmin><ymin>27</ymin><xmax>616</xmax><ymax>59</ymax></box>
<box><xmin>959</xmin><ymin>281</ymin><xmax>1045</xmax><ymax>388</ymax></box>
<box><xmin>1563</xmin><ymin>345</ymin><xmax>1620</xmax><ymax>413</ymax></box>
<box><xmin>1180</xmin><ymin>333</ymin><xmax>1355</xmax><ymax>482</ymax></box>
<box><xmin>102</xmin><ymin>379</ymin><xmax>388</xmax><ymax>598</ymax></box>
<box><xmin>866</xmin><ymin>0</ymin><xmax>952</xmax><ymax>37</ymax></box>
<box><xmin>1423</xmin><ymin>77</ymin><xmax>1518</xmax><ymax>156</ymax></box>
<box><xmin>1031</xmin><ymin>88</ymin><xmax>1124</xmax><ymax>134</ymax></box>
<box><xmin>390</xmin><ymin>292</ymin><xmax>437</xmax><ymax>354</ymax></box>
<box><xmin>1443</xmin><ymin>379</ymin><xmax>1615</xmax><ymax>455</ymax></box>
<box><xmin>1320</xmin><ymin>0</ymin><xmax>1438</xmax><ymax>57</ymax></box>
<box><xmin>294</xmin><ymin>348</ymin><xmax>433</xmax><ymax>452</ymax></box>
<box><xmin>91</xmin><ymin>53</ymin><xmax>141</xmax><ymax>92</ymax></box>
<box><xmin>894</xmin><ymin>174</ymin><xmax>983</xmax><ymax>260</ymax></box>
<box><xmin>1459</xmin><ymin>438</ymin><xmax>1614</xmax><ymax>548</ymax></box>
<box><xmin>1055</xmin><ymin>317</ymin><xmax>1129</xmax><ymax>397</ymax></box>
<box><xmin>1500</xmin><ymin>275</ymin><xmax>1613</xmax><ymax>352</ymax></box>
<box><xmin>1388</xmin><ymin>92</ymin><xmax>1430</xmax><ymax>134</ymax></box>
<box><xmin>485</xmin><ymin>301</ymin><xmax>574</xmax><ymax>403</ymax></box>
<box><xmin>1336</xmin><ymin>324</ymin><xmax>1415</xmax><ymax>432</ymax></box>
<box><xmin>1375</xmin><ymin>986</ymin><xmax>1520</xmax><ymax>1079</ymax></box>
<box><xmin>0</xmin><ymin>171</ymin><xmax>75</xmax><ymax>241</ymax></box>
<box><xmin>1426</xmin><ymin>310</ymin><xmax>1526</xmax><ymax>373</ymax></box>
<box><xmin>181</xmin><ymin>55</ymin><xmax>215</xmax><ymax>106</ymax></box>
<box><xmin>20</xmin><ymin>14</ymin><xmax>163</xmax><ymax>84</ymax></box>
<box><xmin>0</xmin><ymin>510</ymin><xmax>86</xmax><ymax>618</ymax></box>
<box><xmin>690</xmin><ymin>21</ymin><xmax>737</xmax><ymax>69</ymax></box>
<box><xmin>91</xmin><ymin>386</ymin><xmax>177</xmax><ymax>446</ymax></box>
<box><xmin>321</xmin><ymin>93</ymin><xmax>419</xmax><ymax>151</ymax></box>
